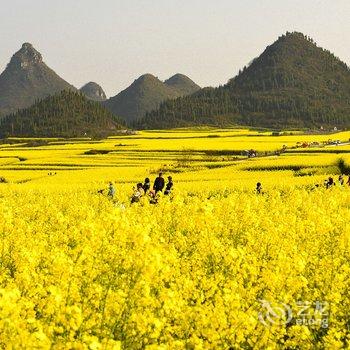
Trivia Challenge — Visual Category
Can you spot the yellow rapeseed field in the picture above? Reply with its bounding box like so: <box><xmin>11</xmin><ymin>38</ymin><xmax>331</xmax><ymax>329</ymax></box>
<box><xmin>0</xmin><ymin>129</ymin><xmax>350</xmax><ymax>349</ymax></box>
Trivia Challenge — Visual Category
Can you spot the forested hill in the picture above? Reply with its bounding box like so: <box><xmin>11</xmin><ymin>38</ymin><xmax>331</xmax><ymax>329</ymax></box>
<box><xmin>136</xmin><ymin>32</ymin><xmax>350</xmax><ymax>129</ymax></box>
<box><xmin>164</xmin><ymin>74</ymin><xmax>201</xmax><ymax>95</ymax></box>
<box><xmin>0</xmin><ymin>90</ymin><xmax>125</xmax><ymax>138</ymax></box>
<box><xmin>103</xmin><ymin>73</ymin><xmax>200</xmax><ymax>125</ymax></box>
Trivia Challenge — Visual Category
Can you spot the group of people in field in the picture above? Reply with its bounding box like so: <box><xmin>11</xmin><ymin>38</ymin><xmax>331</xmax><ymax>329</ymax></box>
<box><xmin>102</xmin><ymin>172</ymin><xmax>349</xmax><ymax>203</ymax></box>
<box><xmin>103</xmin><ymin>172</ymin><xmax>174</xmax><ymax>204</ymax></box>
<box><xmin>322</xmin><ymin>175</ymin><xmax>350</xmax><ymax>189</ymax></box>
<box><xmin>256</xmin><ymin>175</ymin><xmax>350</xmax><ymax>195</ymax></box>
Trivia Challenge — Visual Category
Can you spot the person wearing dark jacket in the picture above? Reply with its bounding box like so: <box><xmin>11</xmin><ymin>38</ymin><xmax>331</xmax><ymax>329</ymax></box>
<box><xmin>256</xmin><ymin>182</ymin><xmax>263</xmax><ymax>194</ymax></box>
<box><xmin>164</xmin><ymin>176</ymin><xmax>173</xmax><ymax>195</ymax></box>
<box><xmin>326</xmin><ymin>177</ymin><xmax>335</xmax><ymax>189</ymax></box>
<box><xmin>143</xmin><ymin>178</ymin><xmax>151</xmax><ymax>193</ymax></box>
<box><xmin>153</xmin><ymin>173</ymin><xmax>165</xmax><ymax>194</ymax></box>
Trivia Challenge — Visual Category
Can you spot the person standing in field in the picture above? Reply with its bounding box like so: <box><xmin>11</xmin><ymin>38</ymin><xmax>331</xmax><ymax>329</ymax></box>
<box><xmin>108</xmin><ymin>182</ymin><xmax>116</xmax><ymax>198</ymax></box>
<box><xmin>256</xmin><ymin>182</ymin><xmax>263</xmax><ymax>194</ymax></box>
<box><xmin>338</xmin><ymin>175</ymin><xmax>345</xmax><ymax>186</ymax></box>
<box><xmin>131</xmin><ymin>183</ymin><xmax>145</xmax><ymax>203</ymax></box>
<box><xmin>326</xmin><ymin>177</ymin><xmax>335</xmax><ymax>189</ymax></box>
<box><xmin>153</xmin><ymin>172</ymin><xmax>165</xmax><ymax>194</ymax></box>
<box><xmin>143</xmin><ymin>178</ymin><xmax>151</xmax><ymax>193</ymax></box>
<box><xmin>347</xmin><ymin>176</ymin><xmax>350</xmax><ymax>186</ymax></box>
<box><xmin>149</xmin><ymin>190</ymin><xmax>159</xmax><ymax>205</ymax></box>
<box><xmin>164</xmin><ymin>176</ymin><xmax>173</xmax><ymax>195</ymax></box>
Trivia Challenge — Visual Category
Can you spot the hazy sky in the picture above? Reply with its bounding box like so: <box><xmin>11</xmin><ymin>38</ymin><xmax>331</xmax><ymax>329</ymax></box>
<box><xmin>1</xmin><ymin>0</ymin><xmax>349</xmax><ymax>97</ymax></box>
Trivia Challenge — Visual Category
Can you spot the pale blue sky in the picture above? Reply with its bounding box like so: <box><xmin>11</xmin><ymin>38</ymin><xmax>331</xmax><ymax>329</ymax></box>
<box><xmin>1</xmin><ymin>0</ymin><xmax>349</xmax><ymax>96</ymax></box>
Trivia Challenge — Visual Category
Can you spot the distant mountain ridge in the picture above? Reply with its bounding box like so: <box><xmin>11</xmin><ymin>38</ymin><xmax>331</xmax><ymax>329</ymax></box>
<box><xmin>2</xmin><ymin>33</ymin><xmax>350</xmax><ymax>133</ymax></box>
<box><xmin>0</xmin><ymin>90</ymin><xmax>124</xmax><ymax>138</ymax></box>
<box><xmin>0</xmin><ymin>43</ymin><xmax>75</xmax><ymax>117</ymax></box>
<box><xmin>136</xmin><ymin>32</ymin><xmax>350</xmax><ymax>129</ymax></box>
<box><xmin>80</xmin><ymin>82</ymin><xmax>107</xmax><ymax>101</ymax></box>
<box><xmin>103</xmin><ymin>73</ymin><xmax>200</xmax><ymax>124</ymax></box>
